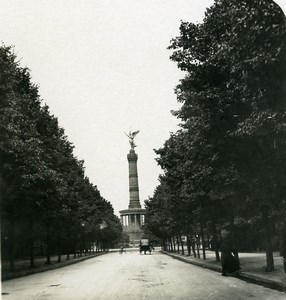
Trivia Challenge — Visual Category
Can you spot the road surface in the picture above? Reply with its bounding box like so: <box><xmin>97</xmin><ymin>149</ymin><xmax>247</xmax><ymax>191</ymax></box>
<box><xmin>2</xmin><ymin>250</ymin><xmax>285</xmax><ymax>299</ymax></box>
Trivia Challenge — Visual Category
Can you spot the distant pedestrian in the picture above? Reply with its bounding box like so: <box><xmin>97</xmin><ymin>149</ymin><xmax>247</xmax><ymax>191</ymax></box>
<box><xmin>220</xmin><ymin>230</ymin><xmax>240</xmax><ymax>276</ymax></box>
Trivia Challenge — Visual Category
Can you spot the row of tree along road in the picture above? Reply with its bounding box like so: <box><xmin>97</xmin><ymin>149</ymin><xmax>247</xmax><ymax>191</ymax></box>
<box><xmin>144</xmin><ymin>0</ymin><xmax>286</xmax><ymax>273</ymax></box>
<box><xmin>0</xmin><ymin>46</ymin><xmax>123</xmax><ymax>271</ymax></box>
<box><xmin>1</xmin><ymin>0</ymin><xmax>286</xmax><ymax>276</ymax></box>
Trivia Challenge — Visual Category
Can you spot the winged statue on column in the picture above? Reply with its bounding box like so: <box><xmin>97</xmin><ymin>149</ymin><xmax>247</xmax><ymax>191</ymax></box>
<box><xmin>125</xmin><ymin>130</ymin><xmax>140</xmax><ymax>149</ymax></box>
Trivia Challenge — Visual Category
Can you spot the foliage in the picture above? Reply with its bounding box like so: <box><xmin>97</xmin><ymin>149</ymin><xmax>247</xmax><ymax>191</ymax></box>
<box><xmin>145</xmin><ymin>0</ymin><xmax>286</xmax><ymax>266</ymax></box>
<box><xmin>0</xmin><ymin>45</ymin><xmax>122</xmax><ymax>263</ymax></box>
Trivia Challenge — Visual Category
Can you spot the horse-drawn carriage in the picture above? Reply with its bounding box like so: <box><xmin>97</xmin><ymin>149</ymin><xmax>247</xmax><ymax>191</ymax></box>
<box><xmin>139</xmin><ymin>239</ymin><xmax>152</xmax><ymax>254</ymax></box>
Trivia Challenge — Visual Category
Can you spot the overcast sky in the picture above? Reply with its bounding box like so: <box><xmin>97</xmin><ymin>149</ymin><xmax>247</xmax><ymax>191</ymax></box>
<box><xmin>1</xmin><ymin>1</ymin><xmax>285</xmax><ymax>216</ymax></box>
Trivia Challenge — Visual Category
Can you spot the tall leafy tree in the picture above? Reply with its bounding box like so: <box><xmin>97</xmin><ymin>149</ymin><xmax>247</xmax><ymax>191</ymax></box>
<box><xmin>167</xmin><ymin>0</ymin><xmax>286</xmax><ymax>271</ymax></box>
<box><xmin>144</xmin><ymin>0</ymin><xmax>286</xmax><ymax>270</ymax></box>
<box><xmin>0</xmin><ymin>46</ymin><xmax>49</xmax><ymax>269</ymax></box>
<box><xmin>0</xmin><ymin>45</ymin><xmax>122</xmax><ymax>269</ymax></box>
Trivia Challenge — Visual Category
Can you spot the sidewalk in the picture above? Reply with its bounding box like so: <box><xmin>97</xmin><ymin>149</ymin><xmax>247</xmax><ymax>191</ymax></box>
<box><xmin>1</xmin><ymin>251</ymin><xmax>110</xmax><ymax>281</ymax></box>
<box><xmin>161</xmin><ymin>250</ymin><xmax>286</xmax><ymax>292</ymax></box>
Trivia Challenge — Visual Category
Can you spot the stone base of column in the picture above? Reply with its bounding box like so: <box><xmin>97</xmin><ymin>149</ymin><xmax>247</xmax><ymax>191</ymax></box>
<box><xmin>123</xmin><ymin>226</ymin><xmax>144</xmax><ymax>247</ymax></box>
<box><xmin>119</xmin><ymin>208</ymin><xmax>146</xmax><ymax>247</ymax></box>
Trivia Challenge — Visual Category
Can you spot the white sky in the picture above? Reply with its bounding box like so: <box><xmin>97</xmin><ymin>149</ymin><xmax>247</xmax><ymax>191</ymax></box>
<box><xmin>1</xmin><ymin>1</ymin><xmax>285</xmax><ymax>216</ymax></box>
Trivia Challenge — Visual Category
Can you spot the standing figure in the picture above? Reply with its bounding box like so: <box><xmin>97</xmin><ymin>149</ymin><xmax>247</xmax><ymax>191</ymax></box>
<box><xmin>220</xmin><ymin>229</ymin><xmax>240</xmax><ymax>276</ymax></box>
<box><xmin>125</xmin><ymin>130</ymin><xmax>140</xmax><ymax>149</ymax></box>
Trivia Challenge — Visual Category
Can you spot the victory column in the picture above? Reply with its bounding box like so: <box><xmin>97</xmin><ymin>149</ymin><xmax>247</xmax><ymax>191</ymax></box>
<box><xmin>119</xmin><ymin>130</ymin><xmax>146</xmax><ymax>246</ymax></box>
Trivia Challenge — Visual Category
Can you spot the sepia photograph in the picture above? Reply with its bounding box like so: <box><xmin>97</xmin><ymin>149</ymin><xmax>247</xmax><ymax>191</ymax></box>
<box><xmin>1</xmin><ymin>0</ymin><xmax>286</xmax><ymax>299</ymax></box>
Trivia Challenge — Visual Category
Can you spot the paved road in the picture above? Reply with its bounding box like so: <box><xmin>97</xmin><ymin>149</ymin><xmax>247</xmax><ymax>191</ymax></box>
<box><xmin>2</xmin><ymin>250</ymin><xmax>286</xmax><ymax>299</ymax></box>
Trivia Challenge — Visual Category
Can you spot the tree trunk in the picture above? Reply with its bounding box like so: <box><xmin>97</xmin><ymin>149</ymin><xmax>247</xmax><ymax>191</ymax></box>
<box><xmin>170</xmin><ymin>237</ymin><xmax>173</xmax><ymax>252</ymax></box>
<box><xmin>186</xmin><ymin>234</ymin><xmax>191</xmax><ymax>256</ymax></box>
<box><xmin>8</xmin><ymin>219</ymin><xmax>15</xmax><ymax>271</ymax></box>
<box><xmin>179</xmin><ymin>235</ymin><xmax>184</xmax><ymax>255</ymax></box>
<box><xmin>192</xmin><ymin>240</ymin><xmax>197</xmax><ymax>258</ymax></box>
<box><xmin>230</xmin><ymin>200</ymin><xmax>240</xmax><ymax>265</ymax></box>
<box><xmin>279</xmin><ymin>222</ymin><xmax>286</xmax><ymax>273</ymax></box>
<box><xmin>200</xmin><ymin>223</ymin><xmax>206</xmax><ymax>260</ymax></box>
<box><xmin>262</xmin><ymin>210</ymin><xmax>274</xmax><ymax>272</ymax></box>
<box><xmin>66</xmin><ymin>232</ymin><xmax>70</xmax><ymax>260</ymax></box>
<box><xmin>176</xmin><ymin>236</ymin><xmax>180</xmax><ymax>254</ymax></box>
<box><xmin>169</xmin><ymin>237</ymin><xmax>173</xmax><ymax>252</ymax></box>
<box><xmin>29</xmin><ymin>221</ymin><xmax>34</xmax><ymax>268</ymax></box>
<box><xmin>206</xmin><ymin>233</ymin><xmax>210</xmax><ymax>249</ymax></box>
<box><xmin>164</xmin><ymin>239</ymin><xmax>167</xmax><ymax>251</ymax></box>
<box><xmin>73</xmin><ymin>239</ymin><xmax>77</xmax><ymax>258</ymax></box>
<box><xmin>80</xmin><ymin>239</ymin><xmax>83</xmax><ymax>257</ymax></box>
<box><xmin>58</xmin><ymin>242</ymin><xmax>61</xmax><ymax>262</ymax></box>
<box><xmin>66</xmin><ymin>238</ymin><xmax>70</xmax><ymax>260</ymax></box>
<box><xmin>196</xmin><ymin>235</ymin><xmax>200</xmax><ymax>259</ymax></box>
<box><xmin>190</xmin><ymin>234</ymin><xmax>196</xmax><ymax>257</ymax></box>
<box><xmin>46</xmin><ymin>224</ymin><xmax>51</xmax><ymax>265</ymax></box>
<box><xmin>211</xmin><ymin>218</ymin><xmax>220</xmax><ymax>262</ymax></box>
<box><xmin>40</xmin><ymin>239</ymin><xmax>44</xmax><ymax>256</ymax></box>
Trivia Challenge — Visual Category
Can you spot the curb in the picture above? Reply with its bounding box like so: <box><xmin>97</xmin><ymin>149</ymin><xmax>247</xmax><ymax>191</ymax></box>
<box><xmin>160</xmin><ymin>250</ymin><xmax>286</xmax><ymax>293</ymax></box>
<box><xmin>2</xmin><ymin>252</ymin><xmax>106</xmax><ymax>281</ymax></box>
<box><xmin>162</xmin><ymin>250</ymin><xmax>221</xmax><ymax>272</ymax></box>
<box><xmin>237</xmin><ymin>273</ymin><xmax>286</xmax><ymax>293</ymax></box>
